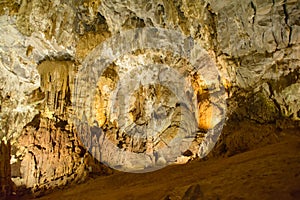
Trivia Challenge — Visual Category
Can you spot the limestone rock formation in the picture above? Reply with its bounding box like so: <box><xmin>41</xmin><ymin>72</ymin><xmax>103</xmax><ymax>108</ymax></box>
<box><xmin>0</xmin><ymin>141</ymin><xmax>12</xmax><ymax>197</ymax></box>
<box><xmin>0</xmin><ymin>0</ymin><xmax>299</xmax><ymax>198</ymax></box>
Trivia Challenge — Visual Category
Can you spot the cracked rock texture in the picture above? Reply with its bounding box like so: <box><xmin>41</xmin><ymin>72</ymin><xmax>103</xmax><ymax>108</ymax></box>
<box><xmin>0</xmin><ymin>0</ymin><xmax>299</xmax><ymax>198</ymax></box>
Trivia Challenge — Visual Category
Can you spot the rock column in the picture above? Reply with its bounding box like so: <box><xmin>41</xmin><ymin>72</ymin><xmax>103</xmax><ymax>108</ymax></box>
<box><xmin>0</xmin><ymin>140</ymin><xmax>11</xmax><ymax>199</ymax></box>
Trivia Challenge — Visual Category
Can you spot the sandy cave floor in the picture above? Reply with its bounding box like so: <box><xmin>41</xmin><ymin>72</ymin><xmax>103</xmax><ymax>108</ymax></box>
<box><xmin>19</xmin><ymin>129</ymin><xmax>300</xmax><ymax>200</ymax></box>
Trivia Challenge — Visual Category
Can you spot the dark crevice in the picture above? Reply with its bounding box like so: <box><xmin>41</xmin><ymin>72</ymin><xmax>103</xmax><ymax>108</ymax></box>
<box><xmin>122</xmin><ymin>14</ymin><xmax>145</xmax><ymax>29</ymax></box>
<box><xmin>283</xmin><ymin>2</ymin><xmax>289</xmax><ymax>25</ymax></box>
<box><xmin>283</xmin><ymin>2</ymin><xmax>292</xmax><ymax>45</ymax></box>
<box><xmin>24</xmin><ymin>113</ymin><xmax>41</xmax><ymax>130</ymax></box>
<box><xmin>206</xmin><ymin>3</ymin><xmax>218</xmax><ymax>53</ymax></box>
<box><xmin>54</xmin><ymin>117</ymin><xmax>68</xmax><ymax>131</ymax></box>
<box><xmin>288</xmin><ymin>25</ymin><xmax>293</xmax><ymax>46</ymax></box>
<box><xmin>268</xmin><ymin>68</ymin><xmax>299</xmax><ymax>93</ymax></box>
<box><xmin>267</xmin><ymin>82</ymin><xmax>283</xmax><ymax>117</ymax></box>
<box><xmin>250</xmin><ymin>1</ymin><xmax>256</xmax><ymax>24</ymax></box>
<box><xmin>96</xmin><ymin>12</ymin><xmax>107</xmax><ymax>25</ymax></box>
<box><xmin>28</xmin><ymin>151</ymin><xmax>38</xmax><ymax>170</ymax></box>
<box><xmin>64</xmin><ymin>76</ymin><xmax>72</xmax><ymax>108</ymax></box>
<box><xmin>34</xmin><ymin>144</ymin><xmax>46</xmax><ymax>150</ymax></box>
<box><xmin>77</xmin><ymin>145</ymin><xmax>86</xmax><ymax>157</ymax></box>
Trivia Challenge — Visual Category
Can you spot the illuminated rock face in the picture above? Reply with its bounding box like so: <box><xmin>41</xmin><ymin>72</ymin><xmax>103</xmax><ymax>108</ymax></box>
<box><xmin>73</xmin><ymin>29</ymin><xmax>226</xmax><ymax>172</ymax></box>
<box><xmin>0</xmin><ymin>0</ymin><xmax>299</xmax><ymax>197</ymax></box>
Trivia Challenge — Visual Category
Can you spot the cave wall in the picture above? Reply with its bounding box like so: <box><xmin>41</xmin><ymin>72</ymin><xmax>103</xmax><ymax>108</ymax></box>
<box><xmin>0</xmin><ymin>0</ymin><xmax>299</xmax><ymax>197</ymax></box>
<box><xmin>0</xmin><ymin>141</ymin><xmax>12</xmax><ymax>198</ymax></box>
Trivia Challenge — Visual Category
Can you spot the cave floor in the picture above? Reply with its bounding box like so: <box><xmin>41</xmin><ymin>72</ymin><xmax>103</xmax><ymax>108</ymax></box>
<box><xmin>26</xmin><ymin>129</ymin><xmax>300</xmax><ymax>200</ymax></box>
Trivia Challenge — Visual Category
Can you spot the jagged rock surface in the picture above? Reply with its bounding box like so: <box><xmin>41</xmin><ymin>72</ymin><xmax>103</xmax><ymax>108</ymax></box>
<box><xmin>0</xmin><ymin>0</ymin><xmax>299</xmax><ymax>198</ymax></box>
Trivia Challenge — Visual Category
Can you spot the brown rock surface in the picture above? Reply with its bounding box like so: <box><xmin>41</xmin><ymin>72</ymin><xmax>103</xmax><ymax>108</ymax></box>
<box><xmin>0</xmin><ymin>141</ymin><xmax>12</xmax><ymax>198</ymax></box>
